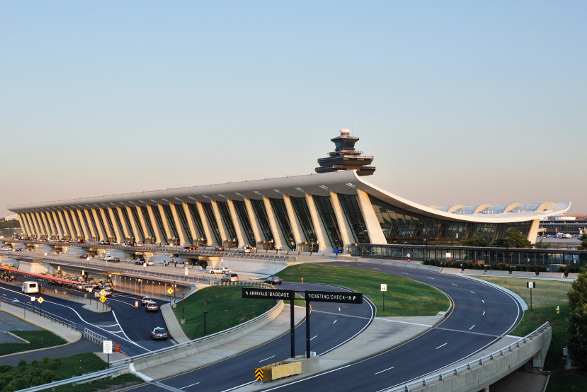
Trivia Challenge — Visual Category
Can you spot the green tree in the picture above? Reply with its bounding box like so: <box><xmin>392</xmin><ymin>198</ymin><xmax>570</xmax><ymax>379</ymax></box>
<box><xmin>461</xmin><ymin>235</ymin><xmax>490</xmax><ymax>247</ymax></box>
<box><xmin>492</xmin><ymin>227</ymin><xmax>532</xmax><ymax>248</ymax></box>
<box><xmin>567</xmin><ymin>267</ymin><xmax>587</xmax><ymax>369</ymax></box>
<box><xmin>578</xmin><ymin>234</ymin><xmax>587</xmax><ymax>250</ymax></box>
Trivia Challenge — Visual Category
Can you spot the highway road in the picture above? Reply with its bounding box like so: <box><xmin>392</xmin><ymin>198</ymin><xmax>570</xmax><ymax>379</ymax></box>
<box><xmin>129</xmin><ymin>282</ymin><xmax>376</xmax><ymax>392</ymax></box>
<box><xmin>0</xmin><ymin>281</ymin><xmax>173</xmax><ymax>356</ymax></box>
<box><xmin>262</xmin><ymin>261</ymin><xmax>523</xmax><ymax>391</ymax></box>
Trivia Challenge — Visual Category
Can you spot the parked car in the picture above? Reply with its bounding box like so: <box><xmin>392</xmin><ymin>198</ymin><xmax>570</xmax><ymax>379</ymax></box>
<box><xmin>146</xmin><ymin>260</ymin><xmax>155</xmax><ymax>266</ymax></box>
<box><xmin>79</xmin><ymin>254</ymin><xmax>88</xmax><ymax>258</ymax></box>
<box><xmin>145</xmin><ymin>302</ymin><xmax>159</xmax><ymax>312</ymax></box>
<box><xmin>237</xmin><ymin>245</ymin><xmax>253</xmax><ymax>253</ymax></box>
<box><xmin>209</xmin><ymin>266</ymin><xmax>231</xmax><ymax>274</ymax></box>
<box><xmin>265</xmin><ymin>276</ymin><xmax>283</xmax><ymax>285</ymax></box>
<box><xmin>221</xmin><ymin>273</ymin><xmax>239</xmax><ymax>283</ymax></box>
<box><xmin>151</xmin><ymin>327</ymin><xmax>168</xmax><ymax>340</ymax></box>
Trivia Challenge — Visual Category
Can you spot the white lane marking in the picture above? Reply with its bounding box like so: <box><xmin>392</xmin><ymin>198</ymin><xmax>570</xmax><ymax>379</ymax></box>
<box><xmin>374</xmin><ymin>366</ymin><xmax>395</xmax><ymax>375</ymax></box>
<box><xmin>259</xmin><ymin>355</ymin><xmax>275</xmax><ymax>363</ymax></box>
<box><xmin>333</xmin><ymin>320</ymin><xmax>337</xmax><ymax>325</ymax></box>
<box><xmin>180</xmin><ymin>382</ymin><xmax>200</xmax><ymax>389</ymax></box>
<box><xmin>436</xmin><ymin>343</ymin><xmax>447</xmax><ymax>350</ymax></box>
<box><xmin>469</xmin><ymin>325</ymin><xmax>475</xmax><ymax>330</ymax></box>
<box><xmin>452</xmin><ymin>283</ymin><xmax>458</xmax><ymax>286</ymax></box>
<box><xmin>428</xmin><ymin>277</ymin><xmax>435</xmax><ymax>280</ymax></box>
<box><xmin>338</xmin><ymin>307</ymin><xmax>341</xmax><ymax>312</ymax></box>
<box><xmin>482</xmin><ymin>299</ymin><xmax>485</xmax><ymax>304</ymax></box>
<box><xmin>470</xmin><ymin>291</ymin><xmax>476</xmax><ymax>294</ymax></box>
<box><xmin>310</xmin><ymin>335</ymin><xmax>318</xmax><ymax>340</ymax></box>
<box><xmin>483</xmin><ymin>311</ymin><xmax>486</xmax><ymax>316</ymax></box>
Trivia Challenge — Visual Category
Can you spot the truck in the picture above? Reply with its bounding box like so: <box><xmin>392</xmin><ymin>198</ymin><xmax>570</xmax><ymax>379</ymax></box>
<box><xmin>22</xmin><ymin>281</ymin><xmax>39</xmax><ymax>294</ymax></box>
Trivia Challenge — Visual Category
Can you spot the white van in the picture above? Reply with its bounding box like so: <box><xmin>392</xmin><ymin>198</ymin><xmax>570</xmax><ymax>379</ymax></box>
<box><xmin>22</xmin><ymin>281</ymin><xmax>39</xmax><ymax>294</ymax></box>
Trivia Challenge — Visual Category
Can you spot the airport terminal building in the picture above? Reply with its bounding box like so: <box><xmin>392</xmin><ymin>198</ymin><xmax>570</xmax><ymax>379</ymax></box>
<box><xmin>8</xmin><ymin>130</ymin><xmax>571</xmax><ymax>253</ymax></box>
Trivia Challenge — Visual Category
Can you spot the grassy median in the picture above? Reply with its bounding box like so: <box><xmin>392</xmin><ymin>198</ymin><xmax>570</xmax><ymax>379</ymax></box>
<box><xmin>0</xmin><ymin>330</ymin><xmax>66</xmax><ymax>356</ymax></box>
<box><xmin>272</xmin><ymin>263</ymin><xmax>449</xmax><ymax>317</ymax></box>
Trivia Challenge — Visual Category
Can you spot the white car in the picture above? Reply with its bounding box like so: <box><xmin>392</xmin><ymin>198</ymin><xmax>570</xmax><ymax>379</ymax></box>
<box><xmin>209</xmin><ymin>266</ymin><xmax>231</xmax><ymax>274</ymax></box>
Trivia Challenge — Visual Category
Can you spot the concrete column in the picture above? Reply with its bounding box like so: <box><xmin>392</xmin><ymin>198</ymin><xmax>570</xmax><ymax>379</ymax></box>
<box><xmin>156</xmin><ymin>204</ymin><xmax>173</xmax><ymax>243</ymax></box>
<box><xmin>135</xmin><ymin>206</ymin><xmax>152</xmax><ymax>243</ymax></box>
<box><xmin>125</xmin><ymin>206</ymin><xmax>143</xmax><ymax>243</ymax></box>
<box><xmin>527</xmin><ymin>219</ymin><xmax>541</xmax><ymax>244</ymax></box>
<box><xmin>170</xmin><ymin>204</ymin><xmax>188</xmax><ymax>246</ymax></box>
<box><xmin>146</xmin><ymin>205</ymin><xmax>164</xmax><ymax>245</ymax></box>
<box><xmin>19</xmin><ymin>213</ymin><xmax>32</xmax><ymax>236</ymax></box>
<box><xmin>211</xmin><ymin>201</ymin><xmax>228</xmax><ymax>244</ymax></box>
<box><xmin>262</xmin><ymin>197</ymin><xmax>285</xmax><ymax>250</ymax></box>
<box><xmin>32</xmin><ymin>213</ymin><xmax>45</xmax><ymax>236</ymax></box>
<box><xmin>182</xmin><ymin>203</ymin><xmax>200</xmax><ymax>244</ymax></box>
<box><xmin>98</xmin><ymin>209</ymin><xmax>114</xmax><ymax>240</ymax></box>
<box><xmin>77</xmin><ymin>209</ymin><xmax>97</xmax><ymax>241</ymax></box>
<box><xmin>283</xmin><ymin>195</ymin><xmax>303</xmax><ymax>246</ymax></box>
<box><xmin>115</xmin><ymin>207</ymin><xmax>132</xmax><ymax>240</ymax></box>
<box><xmin>51</xmin><ymin>211</ymin><xmax>64</xmax><ymax>238</ymax></box>
<box><xmin>90</xmin><ymin>209</ymin><xmax>105</xmax><ymax>241</ymax></box>
<box><xmin>67</xmin><ymin>210</ymin><xmax>83</xmax><ymax>239</ymax></box>
<box><xmin>330</xmin><ymin>192</ymin><xmax>352</xmax><ymax>248</ymax></box>
<box><xmin>305</xmin><ymin>194</ymin><xmax>330</xmax><ymax>252</ymax></box>
<box><xmin>356</xmin><ymin>189</ymin><xmax>387</xmax><ymax>245</ymax></box>
<box><xmin>244</xmin><ymin>198</ymin><xmax>262</xmax><ymax>244</ymax></box>
<box><xmin>227</xmin><ymin>200</ymin><xmax>245</xmax><ymax>247</ymax></box>
<box><xmin>106</xmin><ymin>208</ymin><xmax>122</xmax><ymax>242</ymax></box>
<box><xmin>42</xmin><ymin>211</ymin><xmax>57</xmax><ymax>237</ymax></box>
<box><xmin>196</xmin><ymin>202</ymin><xmax>216</xmax><ymax>247</ymax></box>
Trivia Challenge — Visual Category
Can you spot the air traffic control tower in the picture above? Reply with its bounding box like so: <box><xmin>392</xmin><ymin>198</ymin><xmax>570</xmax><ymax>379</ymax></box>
<box><xmin>315</xmin><ymin>129</ymin><xmax>376</xmax><ymax>176</ymax></box>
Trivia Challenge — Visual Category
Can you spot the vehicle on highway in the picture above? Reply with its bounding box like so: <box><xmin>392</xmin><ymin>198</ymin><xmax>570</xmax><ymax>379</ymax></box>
<box><xmin>79</xmin><ymin>254</ymin><xmax>89</xmax><ymax>259</ymax></box>
<box><xmin>142</xmin><ymin>296</ymin><xmax>154</xmax><ymax>305</ymax></box>
<box><xmin>145</xmin><ymin>302</ymin><xmax>159</xmax><ymax>312</ymax></box>
<box><xmin>221</xmin><ymin>273</ymin><xmax>239</xmax><ymax>283</ymax></box>
<box><xmin>151</xmin><ymin>327</ymin><xmax>168</xmax><ymax>340</ymax></box>
<box><xmin>104</xmin><ymin>255</ymin><xmax>115</xmax><ymax>261</ymax></box>
<box><xmin>214</xmin><ymin>245</ymin><xmax>225</xmax><ymax>251</ymax></box>
<box><xmin>264</xmin><ymin>276</ymin><xmax>283</xmax><ymax>285</ymax></box>
<box><xmin>102</xmin><ymin>288</ymin><xmax>112</xmax><ymax>296</ymax></box>
<box><xmin>22</xmin><ymin>281</ymin><xmax>39</xmax><ymax>293</ymax></box>
<box><xmin>237</xmin><ymin>245</ymin><xmax>252</xmax><ymax>253</ymax></box>
<box><xmin>1</xmin><ymin>246</ymin><xmax>12</xmax><ymax>251</ymax></box>
<box><xmin>145</xmin><ymin>260</ymin><xmax>155</xmax><ymax>266</ymax></box>
<box><xmin>209</xmin><ymin>266</ymin><xmax>231</xmax><ymax>274</ymax></box>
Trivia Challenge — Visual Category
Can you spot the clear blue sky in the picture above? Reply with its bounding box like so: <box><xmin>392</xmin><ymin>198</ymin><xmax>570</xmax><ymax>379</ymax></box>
<box><xmin>1</xmin><ymin>1</ymin><xmax>585</xmax><ymax>218</ymax></box>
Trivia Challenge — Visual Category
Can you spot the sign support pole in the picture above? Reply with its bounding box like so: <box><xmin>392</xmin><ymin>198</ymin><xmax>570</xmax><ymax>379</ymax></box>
<box><xmin>306</xmin><ymin>299</ymin><xmax>311</xmax><ymax>358</ymax></box>
<box><xmin>290</xmin><ymin>296</ymin><xmax>295</xmax><ymax>358</ymax></box>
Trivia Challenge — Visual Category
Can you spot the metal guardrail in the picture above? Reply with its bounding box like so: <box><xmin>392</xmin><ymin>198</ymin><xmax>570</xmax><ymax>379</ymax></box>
<box><xmin>382</xmin><ymin>321</ymin><xmax>551</xmax><ymax>392</ymax></box>
<box><xmin>1</xmin><ymin>296</ymin><xmax>80</xmax><ymax>332</ymax></box>
<box><xmin>83</xmin><ymin>327</ymin><xmax>108</xmax><ymax>345</ymax></box>
<box><xmin>15</xmin><ymin>365</ymin><xmax>128</xmax><ymax>392</ymax></box>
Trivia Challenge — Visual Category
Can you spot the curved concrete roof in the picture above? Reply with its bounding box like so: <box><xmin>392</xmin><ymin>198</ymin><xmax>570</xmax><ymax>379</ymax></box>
<box><xmin>8</xmin><ymin>170</ymin><xmax>570</xmax><ymax>223</ymax></box>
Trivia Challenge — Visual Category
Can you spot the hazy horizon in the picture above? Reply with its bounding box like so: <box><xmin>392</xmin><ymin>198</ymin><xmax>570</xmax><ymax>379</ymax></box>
<box><xmin>2</xmin><ymin>2</ymin><xmax>585</xmax><ymax>218</ymax></box>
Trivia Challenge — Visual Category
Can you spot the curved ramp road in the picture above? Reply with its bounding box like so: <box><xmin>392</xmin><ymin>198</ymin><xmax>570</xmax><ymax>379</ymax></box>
<box><xmin>264</xmin><ymin>262</ymin><xmax>523</xmax><ymax>392</ymax></box>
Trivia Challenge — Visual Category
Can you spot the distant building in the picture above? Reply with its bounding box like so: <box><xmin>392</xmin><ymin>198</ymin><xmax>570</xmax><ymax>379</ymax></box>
<box><xmin>3</xmin><ymin>214</ymin><xmax>19</xmax><ymax>221</ymax></box>
<box><xmin>539</xmin><ymin>216</ymin><xmax>587</xmax><ymax>236</ymax></box>
<box><xmin>7</xmin><ymin>129</ymin><xmax>571</xmax><ymax>250</ymax></box>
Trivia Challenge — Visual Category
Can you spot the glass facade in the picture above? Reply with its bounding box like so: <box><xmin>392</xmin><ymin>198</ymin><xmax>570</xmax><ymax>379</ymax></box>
<box><xmin>101</xmin><ymin>209</ymin><xmax>115</xmax><ymax>237</ymax></box>
<box><xmin>290</xmin><ymin>197</ymin><xmax>317</xmax><ymax>244</ymax></box>
<box><xmin>202</xmin><ymin>203</ymin><xmax>222</xmax><ymax>245</ymax></box>
<box><xmin>251</xmin><ymin>199</ymin><xmax>274</xmax><ymax>243</ymax></box>
<box><xmin>313</xmin><ymin>196</ymin><xmax>343</xmax><ymax>249</ymax></box>
<box><xmin>233</xmin><ymin>200</ymin><xmax>256</xmax><ymax>246</ymax></box>
<box><xmin>187</xmin><ymin>203</ymin><xmax>207</xmax><ymax>243</ymax></box>
<box><xmin>174</xmin><ymin>204</ymin><xmax>193</xmax><ymax>245</ymax></box>
<box><xmin>120</xmin><ymin>208</ymin><xmax>133</xmax><ymax>239</ymax></box>
<box><xmin>269</xmin><ymin>198</ymin><xmax>296</xmax><ymax>250</ymax></box>
<box><xmin>338</xmin><ymin>194</ymin><xmax>370</xmax><ymax>244</ymax></box>
<box><xmin>217</xmin><ymin>201</ymin><xmax>237</xmax><ymax>241</ymax></box>
<box><xmin>369</xmin><ymin>196</ymin><xmax>532</xmax><ymax>245</ymax></box>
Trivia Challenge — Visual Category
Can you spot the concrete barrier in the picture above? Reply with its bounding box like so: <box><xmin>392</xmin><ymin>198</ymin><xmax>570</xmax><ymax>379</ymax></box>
<box><xmin>384</xmin><ymin>323</ymin><xmax>552</xmax><ymax>392</ymax></box>
<box><xmin>128</xmin><ymin>300</ymin><xmax>285</xmax><ymax>371</ymax></box>
<box><xmin>257</xmin><ymin>361</ymin><xmax>302</xmax><ymax>381</ymax></box>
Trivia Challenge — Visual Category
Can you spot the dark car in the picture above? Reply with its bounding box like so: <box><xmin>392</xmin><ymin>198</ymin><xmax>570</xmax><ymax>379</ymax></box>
<box><xmin>221</xmin><ymin>273</ymin><xmax>239</xmax><ymax>283</ymax></box>
<box><xmin>145</xmin><ymin>302</ymin><xmax>159</xmax><ymax>312</ymax></box>
<box><xmin>151</xmin><ymin>327</ymin><xmax>168</xmax><ymax>340</ymax></box>
<box><xmin>265</xmin><ymin>276</ymin><xmax>283</xmax><ymax>285</ymax></box>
